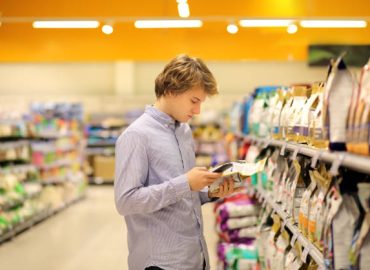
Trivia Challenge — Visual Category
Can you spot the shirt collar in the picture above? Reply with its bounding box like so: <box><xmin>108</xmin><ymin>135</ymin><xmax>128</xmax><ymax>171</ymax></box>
<box><xmin>145</xmin><ymin>105</ymin><xmax>179</xmax><ymax>130</ymax></box>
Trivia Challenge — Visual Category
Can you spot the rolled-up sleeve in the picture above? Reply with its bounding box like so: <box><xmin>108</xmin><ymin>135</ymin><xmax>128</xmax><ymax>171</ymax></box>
<box><xmin>114</xmin><ymin>130</ymin><xmax>191</xmax><ymax>216</ymax></box>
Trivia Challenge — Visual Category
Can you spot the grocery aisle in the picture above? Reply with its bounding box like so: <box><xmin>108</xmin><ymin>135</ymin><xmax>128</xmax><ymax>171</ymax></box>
<box><xmin>0</xmin><ymin>186</ymin><xmax>219</xmax><ymax>270</ymax></box>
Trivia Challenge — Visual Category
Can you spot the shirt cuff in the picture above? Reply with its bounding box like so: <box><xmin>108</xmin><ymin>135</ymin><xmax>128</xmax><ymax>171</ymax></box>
<box><xmin>199</xmin><ymin>189</ymin><xmax>219</xmax><ymax>204</ymax></box>
<box><xmin>171</xmin><ymin>174</ymin><xmax>191</xmax><ymax>201</ymax></box>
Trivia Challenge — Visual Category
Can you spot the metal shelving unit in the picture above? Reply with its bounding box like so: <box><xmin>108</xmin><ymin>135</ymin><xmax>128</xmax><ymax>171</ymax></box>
<box><xmin>0</xmin><ymin>194</ymin><xmax>85</xmax><ymax>244</ymax></box>
<box><xmin>256</xmin><ymin>187</ymin><xmax>325</xmax><ymax>269</ymax></box>
<box><xmin>239</xmin><ymin>134</ymin><xmax>370</xmax><ymax>176</ymax></box>
<box><xmin>235</xmin><ymin>133</ymin><xmax>370</xmax><ymax>269</ymax></box>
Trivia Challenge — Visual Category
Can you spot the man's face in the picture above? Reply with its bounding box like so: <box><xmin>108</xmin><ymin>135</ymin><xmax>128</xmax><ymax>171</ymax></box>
<box><xmin>165</xmin><ymin>85</ymin><xmax>207</xmax><ymax>123</ymax></box>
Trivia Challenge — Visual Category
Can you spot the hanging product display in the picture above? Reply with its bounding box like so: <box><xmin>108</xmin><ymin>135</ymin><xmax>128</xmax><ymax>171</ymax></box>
<box><xmin>349</xmin><ymin>62</ymin><xmax>370</xmax><ymax>155</ymax></box>
<box><xmin>324</xmin><ymin>55</ymin><xmax>357</xmax><ymax>151</ymax></box>
<box><xmin>217</xmin><ymin>57</ymin><xmax>370</xmax><ymax>270</ymax></box>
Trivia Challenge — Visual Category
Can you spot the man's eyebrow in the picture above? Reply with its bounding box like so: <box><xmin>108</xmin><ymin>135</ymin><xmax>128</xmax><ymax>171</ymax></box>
<box><xmin>192</xmin><ymin>97</ymin><xmax>201</xmax><ymax>101</ymax></box>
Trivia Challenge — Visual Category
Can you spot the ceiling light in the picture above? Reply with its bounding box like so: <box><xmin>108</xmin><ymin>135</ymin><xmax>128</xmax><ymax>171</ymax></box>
<box><xmin>287</xmin><ymin>24</ymin><xmax>298</xmax><ymax>34</ymax></box>
<box><xmin>33</xmin><ymin>21</ymin><xmax>100</xmax><ymax>28</ymax></box>
<box><xmin>178</xmin><ymin>3</ymin><xmax>190</xmax><ymax>18</ymax></box>
<box><xmin>134</xmin><ymin>20</ymin><xmax>202</xmax><ymax>28</ymax></box>
<box><xmin>227</xmin><ymin>24</ymin><xmax>238</xmax><ymax>34</ymax></box>
<box><xmin>102</xmin><ymin>24</ymin><xmax>114</xmax><ymax>34</ymax></box>
<box><xmin>239</xmin><ymin>19</ymin><xmax>293</xmax><ymax>27</ymax></box>
<box><xmin>300</xmin><ymin>20</ymin><xmax>367</xmax><ymax>28</ymax></box>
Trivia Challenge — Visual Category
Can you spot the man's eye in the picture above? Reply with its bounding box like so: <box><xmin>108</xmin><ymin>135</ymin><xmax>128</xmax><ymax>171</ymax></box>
<box><xmin>191</xmin><ymin>100</ymin><xmax>197</xmax><ymax>104</ymax></box>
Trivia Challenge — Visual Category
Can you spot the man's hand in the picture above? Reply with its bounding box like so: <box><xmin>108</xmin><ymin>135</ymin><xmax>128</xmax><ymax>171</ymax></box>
<box><xmin>186</xmin><ymin>167</ymin><xmax>222</xmax><ymax>191</ymax></box>
<box><xmin>208</xmin><ymin>177</ymin><xmax>243</xmax><ymax>198</ymax></box>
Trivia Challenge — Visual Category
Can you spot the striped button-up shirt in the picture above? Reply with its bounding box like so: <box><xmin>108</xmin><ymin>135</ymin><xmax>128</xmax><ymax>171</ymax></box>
<box><xmin>114</xmin><ymin>105</ymin><xmax>212</xmax><ymax>270</ymax></box>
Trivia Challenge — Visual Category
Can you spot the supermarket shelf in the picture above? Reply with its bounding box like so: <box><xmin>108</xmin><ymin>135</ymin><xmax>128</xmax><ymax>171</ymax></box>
<box><xmin>241</xmin><ymin>134</ymin><xmax>370</xmax><ymax>176</ymax></box>
<box><xmin>195</xmin><ymin>152</ymin><xmax>214</xmax><ymax>156</ymax></box>
<box><xmin>0</xmin><ymin>159</ymin><xmax>31</xmax><ymax>166</ymax></box>
<box><xmin>0</xmin><ymin>194</ymin><xmax>86</xmax><ymax>245</ymax></box>
<box><xmin>0</xmin><ymin>164</ymin><xmax>37</xmax><ymax>173</ymax></box>
<box><xmin>32</xmin><ymin>131</ymin><xmax>79</xmax><ymax>140</ymax></box>
<box><xmin>87</xmin><ymin>124</ymin><xmax>127</xmax><ymax>129</ymax></box>
<box><xmin>0</xmin><ymin>136</ymin><xmax>29</xmax><ymax>141</ymax></box>
<box><xmin>0</xmin><ymin>140</ymin><xmax>29</xmax><ymax>149</ymax></box>
<box><xmin>0</xmin><ymin>191</ymin><xmax>42</xmax><ymax>211</ymax></box>
<box><xmin>88</xmin><ymin>177</ymin><xmax>114</xmax><ymax>185</ymax></box>
<box><xmin>36</xmin><ymin>159</ymin><xmax>74</xmax><ymax>170</ymax></box>
<box><xmin>41</xmin><ymin>175</ymin><xmax>84</xmax><ymax>185</ymax></box>
<box><xmin>255</xmin><ymin>187</ymin><xmax>325</xmax><ymax>269</ymax></box>
<box><xmin>87</xmin><ymin>142</ymin><xmax>116</xmax><ymax>148</ymax></box>
<box><xmin>195</xmin><ymin>139</ymin><xmax>221</xmax><ymax>144</ymax></box>
<box><xmin>31</xmin><ymin>144</ymin><xmax>77</xmax><ymax>153</ymax></box>
<box><xmin>85</xmin><ymin>147</ymin><xmax>115</xmax><ymax>156</ymax></box>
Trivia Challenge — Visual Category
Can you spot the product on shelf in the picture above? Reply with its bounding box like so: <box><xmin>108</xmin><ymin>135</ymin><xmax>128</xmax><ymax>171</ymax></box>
<box><xmin>308</xmin><ymin>82</ymin><xmax>327</xmax><ymax>149</ymax></box>
<box><xmin>214</xmin><ymin>191</ymin><xmax>260</xmax><ymax>269</ymax></box>
<box><xmin>85</xmin><ymin>113</ymin><xmax>129</xmax><ymax>183</ymax></box>
<box><xmin>0</xmin><ymin>103</ymin><xmax>87</xmax><ymax>244</ymax></box>
<box><xmin>217</xmin><ymin>241</ymin><xmax>259</xmax><ymax>270</ymax></box>
<box><xmin>220</xmin><ymin>57</ymin><xmax>370</xmax><ymax>269</ymax></box>
<box><xmin>248</xmin><ymin>86</ymin><xmax>280</xmax><ymax>138</ymax></box>
<box><xmin>349</xmin><ymin>62</ymin><xmax>370</xmax><ymax>155</ymax></box>
<box><xmin>286</xmin><ymin>85</ymin><xmax>310</xmax><ymax>143</ymax></box>
<box><xmin>324</xmin><ymin>55</ymin><xmax>357</xmax><ymax>151</ymax></box>
<box><xmin>270</xmin><ymin>88</ymin><xmax>287</xmax><ymax>140</ymax></box>
<box><xmin>236</xmin><ymin>58</ymin><xmax>370</xmax><ymax>156</ymax></box>
<box><xmin>241</xmin><ymin>137</ymin><xmax>369</xmax><ymax>269</ymax></box>
<box><xmin>0</xmin><ymin>141</ymin><xmax>31</xmax><ymax>163</ymax></box>
<box><xmin>190</xmin><ymin>119</ymin><xmax>227</xmax><ymax>167</ymax></box>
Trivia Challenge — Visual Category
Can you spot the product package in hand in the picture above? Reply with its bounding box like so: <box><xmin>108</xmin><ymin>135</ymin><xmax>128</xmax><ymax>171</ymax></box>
<box><xmin>209</xmin><ymin>158</ymin><xmax>267</xmax><ymax>193</ymax></box>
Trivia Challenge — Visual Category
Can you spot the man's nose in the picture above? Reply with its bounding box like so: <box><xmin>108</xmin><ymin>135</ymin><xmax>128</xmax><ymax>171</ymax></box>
<box><xmin>192</xmin><ymin>104</ymin><xmax>201</xmax><ymax>115</ymax></box>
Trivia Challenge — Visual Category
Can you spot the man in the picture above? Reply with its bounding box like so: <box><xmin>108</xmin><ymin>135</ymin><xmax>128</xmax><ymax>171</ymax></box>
<box><xmin>114</xmin><ymin>54</ymin><xmax>240</xmax><ymax>270</ymax></box>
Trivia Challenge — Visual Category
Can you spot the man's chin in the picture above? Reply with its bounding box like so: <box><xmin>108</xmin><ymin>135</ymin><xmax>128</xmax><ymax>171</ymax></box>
<box><xmin>176</xmin><ymin>116</ymin><xmax>192</xmax><ymax>123</ymax></box>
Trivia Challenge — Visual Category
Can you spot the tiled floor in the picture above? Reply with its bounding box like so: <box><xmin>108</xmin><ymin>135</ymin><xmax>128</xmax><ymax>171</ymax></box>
<box><xmin>0</xmin><ymin>186</ymin><xmax>219</xmax><ymax>270</ymax></box>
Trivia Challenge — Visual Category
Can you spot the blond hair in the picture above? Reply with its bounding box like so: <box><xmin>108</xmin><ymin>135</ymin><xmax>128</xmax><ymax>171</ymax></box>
<box><xmin>155</xmin><ymin>54</ymin><xmax>218</xmax><ymax>98</ymax></box>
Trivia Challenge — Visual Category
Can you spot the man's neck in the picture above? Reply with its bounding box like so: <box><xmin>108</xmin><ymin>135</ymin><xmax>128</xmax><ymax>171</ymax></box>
<box><xmin>154</xmin><ymin>99</ymin><xmax>174</xmax><ymax>120</ymax></box>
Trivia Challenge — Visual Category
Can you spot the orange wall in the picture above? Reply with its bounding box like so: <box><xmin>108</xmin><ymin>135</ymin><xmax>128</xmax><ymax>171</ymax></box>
<box><xmin>0</xmin><ymin>0</ymin><xmax>369</xmax><ymax>61</ymax></box>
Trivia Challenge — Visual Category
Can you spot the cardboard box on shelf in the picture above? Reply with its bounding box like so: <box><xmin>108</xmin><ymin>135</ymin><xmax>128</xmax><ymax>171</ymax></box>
<box><xmin>93</xmin><ymin>155</ymin><xmax>115</xmax><ymax>182</ymax></box>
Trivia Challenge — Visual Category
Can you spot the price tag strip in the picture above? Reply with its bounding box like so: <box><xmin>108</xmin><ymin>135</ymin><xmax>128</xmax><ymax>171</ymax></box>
<box><xmin>301</xmin><ymin>245</ymin><xmax>310</xmax><ymax>263</ymax></box>
<box><xmin>290</xmin><ymin>232</ymin><xmax>298</xmax><ymax>247</ymax></box>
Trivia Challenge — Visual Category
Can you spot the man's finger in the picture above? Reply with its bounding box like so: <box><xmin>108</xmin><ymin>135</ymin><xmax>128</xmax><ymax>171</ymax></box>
<box><xmin>219</xmin><ymin>183</ymin><xmax>224</xmax><ymax>194</ymax></box>
<box><xmin>206</xmin><ymin>172</ymin><xmax>223</xmax><ymax>178</ymax></box>
<box><xmin>233</xmin><ymin>187</ymin><xmax>244</xmax><ymax>193</ymax></box>
<box><xmin>229</xmin><ymin>178</ymin><xmax>234</xmax><ymax>189</ymax></box>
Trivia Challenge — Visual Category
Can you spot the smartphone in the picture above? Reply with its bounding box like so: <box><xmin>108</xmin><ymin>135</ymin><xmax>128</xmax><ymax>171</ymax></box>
<box><xmin>211</xmin><ymin>163</ymin><xmax>233</xmax><ymax>173</ymax></box>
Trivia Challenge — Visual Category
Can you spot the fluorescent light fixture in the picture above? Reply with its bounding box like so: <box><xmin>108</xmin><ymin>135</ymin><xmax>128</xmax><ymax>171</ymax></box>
<box><xmin>134</xmin><ymin>20</ymin><xmax>202</xmax><ymax>28</ymax></box>
<box><xmin>227</xmin><ymin>24</ymin><xmax>238</xmax><ymax>34</ymax></box>
<box><xmin>178</xmin><ymin>3</ymin><xmax>190</xmax><ymax>18</ymax></box>
<box><xmin>239</xmin><ymin>19</ymin><xmax>293</xmax><ymax>27</ymax></box>
<box><xmin>102</xmin><ymin>24</ymin><xmax>113</xmax><ymax>34</ymax></box>
<box><xmin>287</xmin><ymin>24</ymin><xmax>298</xmax><ymax>34</ymax></box>
<box><xmin>33</xmin><ymin>20</ymin><xmax>100</xmax><ymax>28</ymax></box>
<box><xmin>300</xmin><ymin>20</ymin><xmax>367</xmax><ymax>28</ymax></box>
